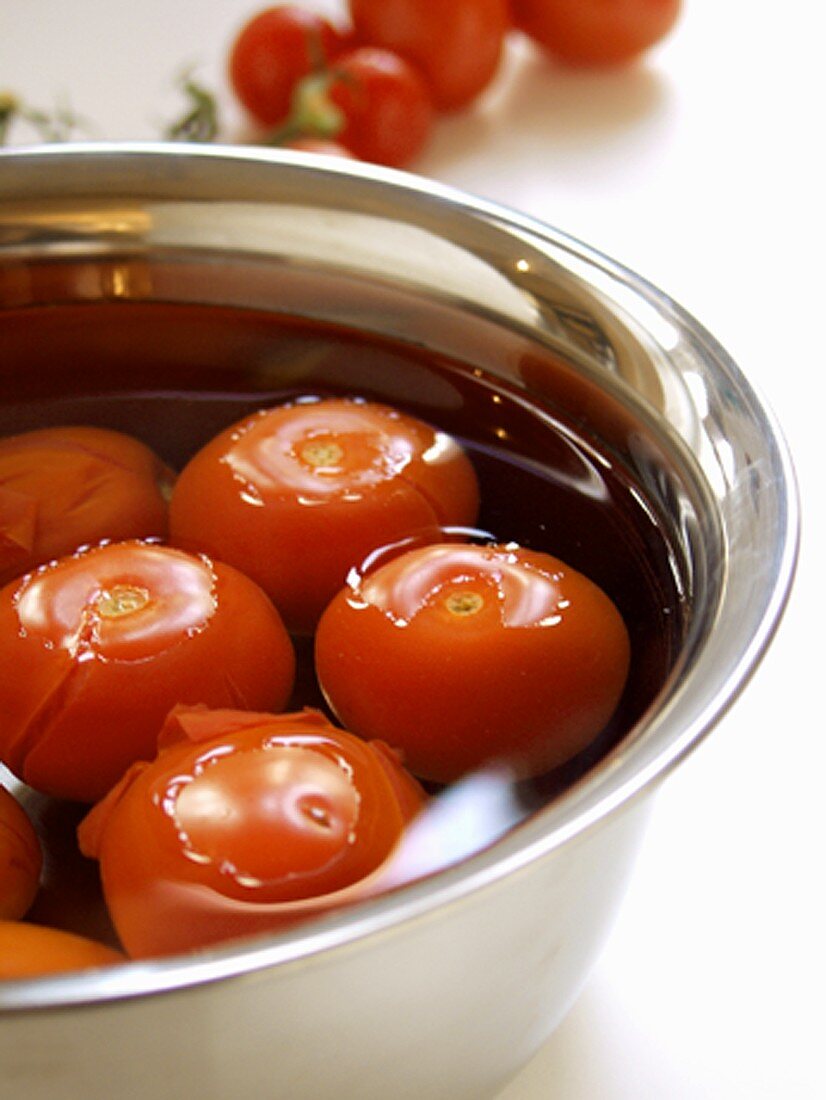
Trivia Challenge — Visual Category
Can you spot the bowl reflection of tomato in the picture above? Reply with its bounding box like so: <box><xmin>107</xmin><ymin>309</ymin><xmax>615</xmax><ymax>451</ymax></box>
<box><xmin>0</xmin><ymin>785</ymin><xmax>42</xmax><ymax>921</ymax></box>
<box><xmin>169</xmin><ymin>397</ymin><xmax>479</xmax><ymax>634</ymax></box>
<box><xmin>0</xmin><ymin>920</ymin><xmax>124</xmax><ymax>979</ymax></box>
<box><xmin>0</xmin><ymin>541</ymin><xmax>295</xmax><ymax>803</ymax></box>
<box><xmin>0</xmin><ymin>426</ymin><xmax>173</xmax><ymax>587</ymax></box>
<box><xmin>78</xmin><ymin>706</ymin><xmax>427</xmax><ymax>958</ymax></box>
<box><xmin>316</xmin><ymin>541</ymin><xmax>631</xmax><ymax>782</ymax></box>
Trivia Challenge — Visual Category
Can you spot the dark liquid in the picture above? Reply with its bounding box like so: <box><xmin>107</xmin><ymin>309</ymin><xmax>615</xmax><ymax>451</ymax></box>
<box><xmin>0</xmin><ymin>300</ymin><xmax>686</xmax><ymax>938</ymax></box>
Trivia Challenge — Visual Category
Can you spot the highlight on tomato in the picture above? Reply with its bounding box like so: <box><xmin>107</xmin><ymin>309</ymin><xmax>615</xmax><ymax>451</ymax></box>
<box><xmin>0</xmin><ymin>785</ymin><xmax>42</xmax><ymax>921</ymax></box>
<box><xmin>348</xmin><ymin>0</ymin><xmax>510</xmax><ymax>110</ymax></box>
<box><xmin>78</xmin><ymin>706</ymin><xmax>427</xmax><ymax>958</ymax></box>
<box><xmin>0</xmin><ymin>920</ymin><xmax>124</xmax><ymax>980</ymax></box>
<box><xmin>169</xmin><ymin>397</ymin><xmax>480</xmax><ymax>635</ymax></box>
<box><xmin>228</xmin><ymin>4</ymin><xmax>351</xmax><ymax>127</ymax></box>
<box><xmin>509</xmin><ymin>0</ymin><xmax>682</xmax><ymax>67</ymax></box>
<box><xmin>315</xmin><ymin>541</ymin><xmax>631</xmax><ymax>783</ymax></box>
<box><xmin>0</xmin><ymin>425</ymin><xmax>173</xmax><ymax>588</ymax></box>
<box><xmin>0</xmin><ymin>540</ymin><xmax>295</xmax><ymax>803</ymax></box>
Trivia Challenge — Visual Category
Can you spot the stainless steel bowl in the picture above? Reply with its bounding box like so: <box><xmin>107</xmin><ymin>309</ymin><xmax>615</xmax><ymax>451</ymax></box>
<box><xmin>0</xmin><ymin>145</ymin><xmax>798</xmax><ymax>1100</ymax></box>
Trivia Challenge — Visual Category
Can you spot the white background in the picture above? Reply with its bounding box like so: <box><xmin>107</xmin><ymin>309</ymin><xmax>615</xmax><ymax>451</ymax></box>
<box><xmin>2</xmin><ymin>2</ymin><xmax>823</xmax><ymax>1096</ymax></box>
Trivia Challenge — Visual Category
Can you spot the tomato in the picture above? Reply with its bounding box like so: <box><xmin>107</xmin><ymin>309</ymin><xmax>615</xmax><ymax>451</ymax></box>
<box><xmin>169</xmin><ymin>397</ymin><xmax>479</xmax><ymax>635</ymax></box>
<box><xmin>228</xmin><ymin>5</ymin><xmax>350</xmax><ymax>127</ymax></box>
<box><xmin>0</xmin><ymin>541</ymin><xmax>295</xmax><ymax>803</ymax></box>
<box><xmin>0</xmin><ymin>920</ymin><xmax>123</xmax><ymax>979</ymax></box>
<box><xmin>509</xmin><ymin>0</ymin><xmax>682</xmax><ymax>66</ymax></box>
<box><xmin>325</xmin><ymin>47</ymin><xmax>433</xmax><ymax>167</ymax></box>
<box><xmin>78</xmin><ymin>706</ymin><xmax>427</xmax><ymax>957</ymax></box>
<box><xmin>315</xmin><ymin>541</ymin><xmax>631</xmax><ymax>782</ymax></box>
<box><xmin>0</xmin><ymin>426</ymin><xmax>173</xmax><ymax>588</ymax></box>
<box><xmin>0</xmin><ymin>785</ymin><xmax>42</xmax><ymax>921</ymax></box>
<box><xmin>348</xmin><ymin>0</ymin><xmax>509</xmax><ymax>110</ymax></box>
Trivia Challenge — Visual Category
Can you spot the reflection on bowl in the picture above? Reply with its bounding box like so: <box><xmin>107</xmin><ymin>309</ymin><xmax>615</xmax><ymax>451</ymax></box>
<box><xmin>0</xmin><ymin>145</ymin><xmax>797</xmax><ymax>1100</ymax></box>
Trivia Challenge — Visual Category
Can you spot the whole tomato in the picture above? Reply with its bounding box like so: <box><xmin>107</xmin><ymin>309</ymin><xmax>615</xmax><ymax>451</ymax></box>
<box><xmin>228</xmin><ymin>4</ymin><xmax>350</xmax><ymax>126</ymax></box>
<box><xmin>0</xmin><ymin>541</ymin><xmax>295</xmax><ymax>802</ymax></box>
<box><xmin>0</xmin><ymin>920</ymin><xmax>123</xmax><ymax>979</ymax></box>
<box><xmin>0</xmin><ymin>785</ymin><xmax>42</xmax><ymax>921</ymax></box>
<box><xmin>316</xmin><ymin>542</ymin><xmax>631</xmax><ymax>782</ymax></box>
<box><xmin>0</xmin><ymin>426</ymin><xmax>172</xmax><ymax>588</ymax></box>
<box><xmin>169</xmin><ymin>397</ymin><xmax>479</xmax><ymax>634</ymax></box>
<box><xmin>78</xmin><ymin>706</ymin><xmax>427</xmax><ymax>957</ymax></box>
<box><xmin>348</xmin><ymin>0</ymin><xmax>509</xmax><ymax>110</ymax></box>
<box><xmin>326</xmin><ymin>47</ymin><xmax>434</xmax><ymax>167</ymax></box>
<box><xmin>509</xmin><ymin>0</ymin><xmax>682</xmax><ymax>66</ymax></box>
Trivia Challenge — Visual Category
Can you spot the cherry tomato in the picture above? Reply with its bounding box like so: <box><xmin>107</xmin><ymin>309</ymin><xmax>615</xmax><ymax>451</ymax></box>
<box><xmin>78</xmin><ymin>706</ymin><xmax>427</xmax><ymax>957</ymax></box>
<box><xmin>0</xmin><ymin>426</ymin><xmax>173</xmax><ymax>588</ymax></box>
<box><xmin>169</xmin><ymin>397</ymin><xmax>479</xmax><ymax>635</ymax></box>
<box><xmin>324</xmin><ymin>47</ymin><xmax>434</xmax><ymax>168</ymax></box>
<box><xmin>509</xmin><ymin>0</ymin><xmax>682</xmax><ymax>66</ymax></box>
<box><xmin>0</xmin><ymin>920</ymin><xmax>123</xmax><ymax>979</ymax></box>
<box><xmin>228</xmin><ymin>5</ymin><xmax>350</xmax><ymax>127</ymax></box>
<box><xmin>0</xmin><ymin>785</ymin><xmax>42</xmax><ymax>921</ymax></box>
<box><xmin>0</xmin><ymin>541</ymin><xmax>295</xmax><ymax>803</ymax></box>
<box><xmin>348</xmin><ymin>0</ymin><xmax>509</xmax><ymax>110</ymax></box>
<box><xmin>316</xmin><ymin>541</ymin><xmax>631</xmax><ymax>782</ymax></box>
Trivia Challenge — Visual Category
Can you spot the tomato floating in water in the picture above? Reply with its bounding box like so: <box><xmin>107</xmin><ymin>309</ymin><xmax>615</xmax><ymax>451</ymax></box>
<box><xmin>0</xmin><ymin>426</ymin><xmax>172</xmax><ymax>588</ymax></box>
<box><xmin>0</xmin><ymin>920</ymin><xmax>123</xmax><ymax>980</ymax></box>
<box><xmin>0</xmin><ymin>785</ymin><xmax>42</xmax><ymax>921</ymax></box>
<box><xmin>315</xmin><ymin>542</ymin><xmax>631</xmax><ymax>782</ymax></box>
<box><xmin>0</xmin><ymin>541</ymin><xmax>295</xmax><ymax>803</ymax></box>
<box><xmin>78</xmin><ymin>706</ymin><xmax>427</xmax><ymax>958</ymax></box>
<box><xmin>169</xmin><ymin>398</ymin><xmax>479</xmax><ymax>634</ymax></box>
<box><xmin>509</xmin><ymin>0</ymin><xmax>682</xmax><ymax>66</ymax></box>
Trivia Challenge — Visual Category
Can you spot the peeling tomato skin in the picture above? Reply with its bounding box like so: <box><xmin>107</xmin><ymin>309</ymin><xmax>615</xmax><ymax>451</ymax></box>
<box><xmin>0</xmin><ymin>542</ymin><xmax>295</xmax><ymax>803</ymax></box>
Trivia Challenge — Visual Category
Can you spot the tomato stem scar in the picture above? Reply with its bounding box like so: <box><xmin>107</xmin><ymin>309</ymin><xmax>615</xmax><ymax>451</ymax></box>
<box><xmin>96</xmin><ymin>584</ymin><xmax>151</xmax><ymax>618</ymax></box>
<box><xmin>445</xmin><ymin>590</ymin><xmax>484</xmax><ymax>616</ymax></box>
<box><xmin>301</xmin><ymin>441</ymin><xmax>344</xmax><ymax>468</ymax></box>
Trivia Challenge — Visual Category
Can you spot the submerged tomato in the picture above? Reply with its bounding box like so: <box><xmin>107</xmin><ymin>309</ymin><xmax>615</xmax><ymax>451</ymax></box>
<box><xmin>78</xmin><ymin>706</ymin><xmax>427</xmax><ymax>957</ymax></box>
<box><xmin>0</xmin><ymin>426</ymin><xmax>172</xmax><ymax>587</ymax></box>
<box><xmin>0</xmin><ymin>785</ymin><xmax>42</xmax><ymax>921</ymax></box>
<box><xmin>348</xmin><ymin>0</ymin><xmax>509</xmax><ymax>110</ymax></box>
<box><xmin>316</xmin><ymin>542</ymin><xmax>631</xmax><ymax>782</ymax></box>
<box><xmin>228</xmin><ymin>4</ymin><xmax>350</xmax><ymax>127</ymax></box>
<box><xmin>0</xmin><ymin>920</ymin><xmax>123</xmax><ymax>979</ymax></box>
<box><xmin>510</xmin><ymin>0</ymin><xmax>682</xmax><ymax>66</ymax></box>
<box><xmin>169</xmin><ymin>398</ymin><xmax>479</xmax><ymax>634</ymax></box>
<box><xmin>0</xmin><ymin>541</ymin><xmax>295</xmax><ymax>802</ymax></box>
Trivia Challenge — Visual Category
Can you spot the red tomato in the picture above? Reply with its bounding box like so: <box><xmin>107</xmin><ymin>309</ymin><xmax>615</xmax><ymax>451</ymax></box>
<box><xmin>169</xmin><ymin>398</ymin><xmax>479</xmax><ymax>635</ymax></box>
<box><xmin>0</xmin><ymin>920</ymin><xmax>123</xmax><ymax>979</ymax></box>
<box><xmin>0</xmin><ymin>426</ymin><xmax>173</xmax><ymax>588</ymax></box>
<box><xmin>78</xmin><ymin>706</ymin><xmax>427</xmax><ymax>957</ymax></box>
<box><xmin>0</xmin><ymin>541</ymin><xmax>295</xmax><ymax>803</ymax></box>
<box><xmin>228</xmin><ymin>5</ymin><xmax>350</xmax><ymax>127</ymax></box>
<box><xmin>0</xmin><ymin>785</ymin><xmax>42</xmax><ymax>921</ymax></box>
<box><xmin>326</xmin><ymin>47</ymin><xmax>434</xmax><ymax>167</ymax></box>
<box><xmin>348</xmin><ymin>0</ymin><xmax>509</xmax><ymax>110</ymax></box>
<box><xmin>316</xmin><ymin>542</ymin><xmax>631</xmax><ymax>782</ymax></box>
<box><xmin>509</xmin><ymin>0</ymin><xmax>682</xmax><ymax>66</ymax></box>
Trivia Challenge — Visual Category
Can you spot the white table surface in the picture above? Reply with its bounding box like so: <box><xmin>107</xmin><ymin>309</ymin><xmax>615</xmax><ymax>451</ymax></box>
<box><xmin>2</xmin><ymin>2</ymin><xmax>823</xmax><ymax>1097</ymax></box>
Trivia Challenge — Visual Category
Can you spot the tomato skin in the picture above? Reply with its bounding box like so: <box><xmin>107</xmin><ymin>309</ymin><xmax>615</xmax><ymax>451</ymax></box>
<box><xmin>0</xmin><ymin>426</ymin><xmax>172</xmax><ymax>588</ymax></box>
<box><xmin>327</xmin><ymin>47</ymin><xmax>434</xmax><ymax>168</ymax></box>
<box><xmin>0</xmin><ymin>920</ymin><xmax>123</xmax><ymax>979</ymax></box>
<box><xmin>169</xmin><ymin>398</ymin><xmax>479</xmax><ymax>635</ymax></box>
<box><xmin>348</xmin><ymin>0</ymin><xmax>509</xmax><ymax>110</ymax></box>
<box><xmin>0</xmin><ymin>786</ymin><xmax>42</xmax><ymax>921</ymax></box>
<box><xmin>509</xmin><ymin>0</ymin><xmax>682</xmax><ymax>66</ymax></box>
<box><xmin>0</xmin><ymin>541</ymin><xmax>295</xmax><ymax>803</ymax></box>
<box><xmin>315</xmin><ymin>542</ymin><xmax>631</xmax><ymax>782</ymax></box>
<box><xmin>228</xmin><ymin>5</ymin><xmax>349</xmax><ymax>127</ymax></box>
<box><xmin>78</xmin><ymin>706</ymin><xmax>427</xmax><ymax>958</ymax></box>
